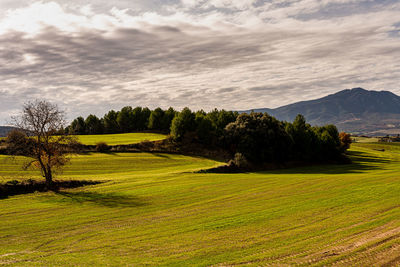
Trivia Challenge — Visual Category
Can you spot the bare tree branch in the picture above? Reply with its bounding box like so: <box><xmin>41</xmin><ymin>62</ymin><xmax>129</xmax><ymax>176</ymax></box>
<box><xmin>7</xmin><ymin>100</ymin><xmax>76</xmax><ymax>190</ymax></box>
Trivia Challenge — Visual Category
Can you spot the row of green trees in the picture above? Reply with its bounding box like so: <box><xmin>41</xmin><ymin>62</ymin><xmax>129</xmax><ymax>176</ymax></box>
<box><xmin>67</xmin><ymin>105</ymin><xmax>349</xmax><ymax>164</ymax></box>
<box><xmin>66</xmin><ymin>107</ymin><xmax>239</xmax><ymax>137</ymax></box>
<box><xmin>170</xmin><ymin>108</ymin><xmax>239</xmax><ymax>144</ymax></box>
<box><xmin>66</xmin><ymin>107</ymin><xmax>177</xmax><ymax>134</ymax></box>
<box><xmin>170</xmin><ymin>110</ymin><xmax>350</xmax><ymax>163</ymax></box>
<box><xmin>4</xmin><ymin>100</ymin><xmax>350</xmax><ymax>191</ymax></box>
<box><xmin>226</xmin><ymin>113</ymin><xmax>348</xmax><ymax>163</ymax></box>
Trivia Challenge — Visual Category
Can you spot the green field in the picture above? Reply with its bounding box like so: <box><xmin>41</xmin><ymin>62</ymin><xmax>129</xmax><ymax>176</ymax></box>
<box><xmin>73</xmin><ymin>132</ymin><xmax>167</xmax><ymax>145</ymax></box>
<box><xmin>0</xmin><ymin>142</ymin><xmax>399</xmax><ymax>265</ymax></box>
<box><xmin>0</xmin><ymin>133</ymin><xmax>167</xmax><ymax>145</ymax></box>
<box><xmin>352</xmin><ymin>136</ymin><xmax>380</xmax><ymax>143</ymax></box>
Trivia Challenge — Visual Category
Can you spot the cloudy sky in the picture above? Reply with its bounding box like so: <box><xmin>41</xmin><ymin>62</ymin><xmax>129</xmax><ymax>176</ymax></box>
<box><xmin>1</xmin><ymin>0</ymin><xmax>400</xmax><ymax>123</ymax></box>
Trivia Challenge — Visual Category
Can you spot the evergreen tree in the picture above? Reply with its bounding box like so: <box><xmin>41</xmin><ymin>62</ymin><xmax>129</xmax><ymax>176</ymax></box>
<box><xmin>170</xmin><ymin>107</ymin><xmax>196</xmax><ymax>141</ymax></box>
<box><xmin>85</xmin><ymin>114</ymin><xmax>103</xmax><ymax>134</ymax></box>
<box><xmin>148</xmin><ymin>108</ymin><xmax>165</xmax><ymax>131</ymax></box>
<box><xmin>103</xmin><ymin>110</ymin><xmax>119</xmax><ymax>133</ymax></box>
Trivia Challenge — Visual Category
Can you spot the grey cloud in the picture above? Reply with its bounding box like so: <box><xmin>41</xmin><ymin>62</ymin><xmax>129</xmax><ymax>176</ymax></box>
<box><xmin>0</xmin><ymin>25</ymin><xmax>266</xmax><ymax>122</ymax></box>
<box><xmin>217</xmin><ymin>87</ymin><xmax>239</xmax><ymax>93</ymax></box>
<box><xmin>295</xmin><ymin>0</ymin><xmax>398</xmax><ymax>20</ymax></box>
<box><xmin>1</xmin><ymin>1</ymin><xmax>400</xmax><ymax>123</ymax></box>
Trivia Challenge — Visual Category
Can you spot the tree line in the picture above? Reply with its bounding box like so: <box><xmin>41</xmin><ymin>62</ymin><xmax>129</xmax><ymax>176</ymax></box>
<box><xmin>169</xmin><ymin>109</ymin><xmax>351</xmax><ymax>164</ymax></box>
<box><xmin>4</xmin><ymin>101</ymin><xmax>351</xmax><ymax>191</ymax></box>
<box><xmin>65</xmin><ymin>106</ymin><xmax>238</xmax><ymax>136</ymax></box>
<box><xmin>66</xmin><ymin>106</ymin><xmax>350</xmax><ymax>164</ymax></box>
<box><xmin>66</xmin><ymin>107</ymin><xmax>176</xmax><ymax>134</ymax></box>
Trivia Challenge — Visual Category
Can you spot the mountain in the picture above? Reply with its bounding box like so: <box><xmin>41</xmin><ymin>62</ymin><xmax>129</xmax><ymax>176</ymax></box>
<box><xmin>0</xmin><ymin>126</ymin><xmax>17</xmax><ymax>137</ymax></box>
<box><xmin>242</xmin><ymin>88</ymin><xmax>400</xmax><ymax>135</ymax></box>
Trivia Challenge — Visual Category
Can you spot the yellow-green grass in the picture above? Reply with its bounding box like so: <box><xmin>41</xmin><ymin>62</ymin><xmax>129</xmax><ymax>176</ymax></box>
<box><xmin>1</xmin><ymin>132</ymin><xmax>167</xmax><ymax>145</ymax></box>
<box><xmin>352</xmin><ymin>136</ymin><xmax>380</xmax><ymax>143</ymax></box>
<box><xmin>0</xmin><ymin>144</ymin><xmax>399</xmax><ymax>265</ymax></box>
<box><xmin>0</xmin><ymin>153</ymin><xmax>220</xmax><ymax>182</ymax></box>
<box><xmin>74</xmin><ymin>132</ymin><xmax>167</xmax><ymax>145</ymax></box>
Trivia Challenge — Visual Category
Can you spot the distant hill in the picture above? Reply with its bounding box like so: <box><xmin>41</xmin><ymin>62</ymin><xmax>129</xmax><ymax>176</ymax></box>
<box><xmin>0</xmin><ymin>126</ymin><xmax>17</xmax><ymax>137</ymax></box>
<box><xmin>242</xmin><ymin>88</ymin><xmax>400</xmax><ymax>135</ymax></box>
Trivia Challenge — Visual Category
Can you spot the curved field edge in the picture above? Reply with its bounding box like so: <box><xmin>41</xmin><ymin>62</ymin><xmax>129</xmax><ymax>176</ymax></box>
<box><xmin>75</xmin><ymin>132</ymin><xmax>167</xmax><ymax>145</ymax></box>
<box><xmin>0</xmin><ymin>143</ymin><xmax>399</xmax><ymax>266</ymax></box>
<box><xmin>0</xmin><ymin>133</ymin><xmax>167</xmax><ymax>145</ymax></box>
<box><xmin>0</xmin><ymin>152</ymin><xmax>221</xmax><ymax>181</ymax></box>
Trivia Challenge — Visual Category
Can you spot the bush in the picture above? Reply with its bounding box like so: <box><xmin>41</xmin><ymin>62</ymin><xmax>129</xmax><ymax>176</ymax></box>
<box><xmin>95</xmin><ymin>142</ymin><xmax>110</xmax><ymax>152</ymax></box>
<box><xmin>231</xmin><ymin>153</ymin><xmax>250</xmax><ymax>169</ymax></box>
<box><xmin>6</xmin><ymin>130</ymin><xmax>35</xmax><ymax>156</ymax></box>
<box><xmin>138</xmin><ymin>140</ymin><xmax>154</xmax><ymax>150</ymax></box>
<box><xmin>339</xmin><ymin>132</ymin><xmax>352</xmax><ymax>152</ymax></box>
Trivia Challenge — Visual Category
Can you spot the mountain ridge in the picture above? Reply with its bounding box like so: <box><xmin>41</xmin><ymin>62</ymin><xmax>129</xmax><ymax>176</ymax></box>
<box><xmin>242</xmin><ymin>88</ymin><xmax>400</xmax><ymax>135</ymax></box>
<box><xmin>2</xmin><ymin>88</ymin><xmax>399</xmax><ymax>136</ymax></box>
<box><xmin>0</xmin><ymin>126</ymin><xmax>17</xmax><ymax>137</ymax></box>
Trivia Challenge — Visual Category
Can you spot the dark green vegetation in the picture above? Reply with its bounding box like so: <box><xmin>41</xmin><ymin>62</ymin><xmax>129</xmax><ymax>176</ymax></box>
<box><xmin>67</xmin><ymin>106</ymin><xmax>177</xmax><ymax>135</ymax></box>
<box><xmin>7</xmin><ymin>106</ymin><xmax>348</xmax><ymax>169</ymax></box>
<box><xmin>225</xmin><ymin>113</ymin><xmax>347</xmax><ymax>164</ymax></box>
<box><xmin>66</xmin><ymin>106</ymin><xmax>238</xmax><ymax>139</ymax></box>
<box><xmin>164</xmin><ymin>108</ymin><xmax>347</xmax><ymax>165</ymax></box>
<box><xmin>243</xmin><ymin>88</ymin><xmax>400</xmax><ymax>135</ymax></box>
<box><xmin>0</xmin><ymin>141</ymin><xmax>399</xmax><ymax>265</ymax></box>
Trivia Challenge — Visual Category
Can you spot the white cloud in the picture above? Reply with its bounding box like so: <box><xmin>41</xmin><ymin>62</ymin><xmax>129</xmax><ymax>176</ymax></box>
<box><xmin>203</xmin><ymin>0</ymin><xmax>257</xmax><ymax>10</ymax></box>
<box><xmin>0</xmin><ymin>0</ymin><xmax>399</xmax><ymax>123</ymax></box>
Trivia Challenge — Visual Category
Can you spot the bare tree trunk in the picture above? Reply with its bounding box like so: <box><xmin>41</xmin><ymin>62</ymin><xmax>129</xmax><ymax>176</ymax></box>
<box><xmin>45</xmin><ymin>163</ymin><xmax>56</xmax><ymax>191</ymax></box>
<box><xmin>38</xmin><ymin>153</ymin><xmax>54</xmax><ymax>191</ymax></box>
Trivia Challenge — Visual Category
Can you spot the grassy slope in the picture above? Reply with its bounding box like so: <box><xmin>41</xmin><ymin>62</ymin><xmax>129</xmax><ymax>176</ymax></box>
<box><xmin>74</xmin><ymin>132</ymin><xmax>167</xmax><ymax>145</ymax></box>
<box><xmin>352</xmin><ymin>136</ymin><xmax>380</xmax><ymax>143</ymax></box>
<box><xmin>0</xmin><ymin>143</ymin><xmax>399</xmax><ymax>266</ymax></box>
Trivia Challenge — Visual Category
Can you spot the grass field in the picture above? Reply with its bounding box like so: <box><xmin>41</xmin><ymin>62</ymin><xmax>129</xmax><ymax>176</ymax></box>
<box><xmin>352</xmin><ymin>136</ymin><xmax>380</xmax><ymax>143</ymax></box>
<box><xmin>0</xmin><ymin>142</ymin><xmax>399</xmax><ymax>265</ymax></box>
<box><xmin>73</xmin><ymin>132</ymin><xmax>167</xmax><ymax>145</ymax></box>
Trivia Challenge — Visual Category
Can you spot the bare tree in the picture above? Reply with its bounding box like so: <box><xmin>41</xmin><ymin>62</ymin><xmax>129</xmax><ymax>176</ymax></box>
<box><xmin>10</xmin><ymin>100</ymin><xmax>77</xmax><ymax>190</ymax></box>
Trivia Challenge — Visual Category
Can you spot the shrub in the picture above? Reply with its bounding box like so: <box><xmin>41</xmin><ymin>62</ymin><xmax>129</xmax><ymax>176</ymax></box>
<box><xmin>6</xmin><ymin>130</ymin><xmax>34</xmax><ymax>156</ymax></box>
<box><xmin>339</xmin><ymin>132</ymin><xmax>352</xmax><ymax>152</ymax></box>
<box><xmin>139</xmin><ymin>140</ymin><xmax>154</xmax><ymax>150</ymax></box>
<box><xmin>232</xmin><ymin>153</ymin><xmax>250</xmax><ymax>169</ymax></box>
<box><xmin>96</xmin><ymin>142</ymin><xmax>110</xmax><ymax>152</ymax></box>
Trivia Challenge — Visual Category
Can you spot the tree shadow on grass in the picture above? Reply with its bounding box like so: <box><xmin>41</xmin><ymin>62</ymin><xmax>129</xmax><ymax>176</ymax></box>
<box><xmin>75</xmin><ymin>151</ymin><xmax>123</xmax><ymax>157</ymax></box>
<box><xmin>151</xmin><ymin>153</ymin><xmax>171</xmax><ymax>159</ymax></box>
<box><xmin>0</xmin><ymin>180</ymin><xmax>102</xmax><ymax>199</ymax></box>
<box><xmin>53</xmin><ymin>191</ymin><xmax>148</xmax><ymax>208</ymax></box>
<box><xmin>263</xmin><ymin>150</ymin><xmax>391</xmax><ymax>175</ymax></box>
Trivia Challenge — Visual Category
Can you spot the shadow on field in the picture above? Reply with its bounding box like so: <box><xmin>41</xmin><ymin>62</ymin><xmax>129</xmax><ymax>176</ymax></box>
<box><xmin>54</xmin><ymin>191</ymin><xmax>148</xmax><ymax>208</ymax></box>
<box><xmin>0</xmin><ymin>180</ymin><xmax>102</xmax><ymax>199</ymax></box>
<box><xmin>265</xmin><ymin>150</ymin><xmax>391</xmax><ymax>175</ymax></box>
<box><xmin>75</xmin><ymin>151</ymin><xmax>123</xmax><ymax>157</ymax></box>
<box><xmin>151</xmin><ymin>153</ymin><xmax>171</xmax><ymax>159</ymax></box>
